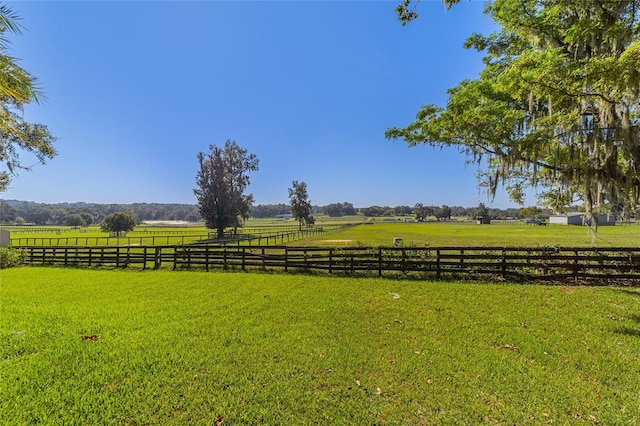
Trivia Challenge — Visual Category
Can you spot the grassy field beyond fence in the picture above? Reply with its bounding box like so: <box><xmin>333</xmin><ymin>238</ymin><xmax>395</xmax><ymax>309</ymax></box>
<box><xmin>3</xmin><ymin>268</ymin><xmax>640</xmax><ymax>424</ymax></box>
<box><xmin>6</xmin><ymin>223</ymin><xmax>355</xmax><ymax>247</ymax></box>
<box><xmin>296</xmin><ymin>221</ymin><xmax>640</xmax><ymax>247</ymax></box>
<box><xmin>8</xmin><ymin>221</ymin><xmax>640</xmax><ymax>248</ymax></box>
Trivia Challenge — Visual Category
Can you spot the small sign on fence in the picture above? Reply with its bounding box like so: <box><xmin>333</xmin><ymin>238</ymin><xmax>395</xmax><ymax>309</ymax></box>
<box><xmin>0</xmin><ymin>229</ymin><xmax>10</xmax><ymax>247</ymax></box>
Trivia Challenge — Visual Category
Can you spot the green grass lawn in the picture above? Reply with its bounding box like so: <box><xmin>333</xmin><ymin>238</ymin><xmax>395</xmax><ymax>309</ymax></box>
<box><xmin>295</xmin><ymin>222</ymin><xmax>640</xmax><ymax>247</ymax></box>
<box><xmin>3</xmin><ymin>267</ymin><xmax>640</xmax><ymax>424</ymax></box>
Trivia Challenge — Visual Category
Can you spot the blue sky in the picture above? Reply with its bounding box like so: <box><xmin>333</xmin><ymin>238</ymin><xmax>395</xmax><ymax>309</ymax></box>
<box><xmin>3</xmin><ymin>0</ymin><xmax>525</xmax><ymax>208</ymax></box>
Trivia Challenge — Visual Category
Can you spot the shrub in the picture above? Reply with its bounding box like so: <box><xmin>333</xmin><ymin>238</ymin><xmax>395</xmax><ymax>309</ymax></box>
<box><xmin>0</xmin><ymin>247</ymin><xmax>24</xmax><ymax>268</ymax></box>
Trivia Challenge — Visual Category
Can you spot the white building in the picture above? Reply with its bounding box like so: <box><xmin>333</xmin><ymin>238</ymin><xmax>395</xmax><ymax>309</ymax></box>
<box><xmin>549</xmin><ymin>212</ymin><xmax>616</xmax><ymax>226</ymax></box>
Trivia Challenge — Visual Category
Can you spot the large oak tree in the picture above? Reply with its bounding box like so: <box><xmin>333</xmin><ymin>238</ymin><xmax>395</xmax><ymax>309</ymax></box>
<box><xmin>0</xmin><ymin>4</ymin><xmax>56</xmax><ymax>191</ymax></box>
<box><xmin>101</xmin><ymin>212</ymin><xmax>137</xmax><ymax>237</ymax></box>
<box><xmin>194</xmin><ymin>140</ymin><xmax>259</xmax><ymax>238</ymax></box>
<box><xmin>388</xmin><ymin>0</ymin><xmax>640</xmax><ymax>228</ymax></box>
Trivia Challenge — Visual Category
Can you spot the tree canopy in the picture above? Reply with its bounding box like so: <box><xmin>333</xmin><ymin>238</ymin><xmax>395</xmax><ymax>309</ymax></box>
<box><xmin>288</xmin><ymin>180</ymin><xmax>312</xmax><ymax>230</ymax></box>
<box><xmin>100</xmin><ymin>212</ymin><xmax>137</xmax><ymax>237</ymax></box>
<box><xmin>65</xmin><ymin>213</ymin><xmax>86</xmax><ymax>227</ymax></box>
<box><xmin>388</xmin><ymin>0</ymin><xmax>640</xmax><ymax>228</ymax></box>
<box><xmin>0</xmin><ymin>3</ymin><xmax>56</xmax><ymax>191</ymax></box>
<box><xmin>436</xmin><ymin>204</ymin><xmax>452</xmax><ymax>220</ymax></box>
<box><xmin>471</xmin><ymin>202</ymin><xmax>489</xmax><ymax>220</ymax></box>
<box><xmin>194</xmin><ymin>140</ymin><xmax>259</xmax><ymax>238</ymax></box>
<box><xmin>323</xmin><ymin>202</ymin><xmax>357</xmax><ymax>217</ymax></box>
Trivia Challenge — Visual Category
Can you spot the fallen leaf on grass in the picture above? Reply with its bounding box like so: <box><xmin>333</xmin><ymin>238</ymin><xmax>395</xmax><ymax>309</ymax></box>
<box><xmin>81</xmin><ymin>335</ymin><xmax>100</xmax><ymax>341</ymax></box>
<box><xmin>215</xmin><ymin>416</ymin><xmax>224</xmax><ymax>425</ymax></box>
<box><xmin>502</xmin><ymin>344</ymin><xmax>518</xmax><ymax>351</ymax></box>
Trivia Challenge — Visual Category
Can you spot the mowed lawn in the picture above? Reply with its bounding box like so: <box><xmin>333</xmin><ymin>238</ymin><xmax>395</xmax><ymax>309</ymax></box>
<box><xmin>2</xmin><ymin>268</ymin><xmax>640</xmax><ymax>425</ymax></box>
<box><xmin>298</xmin><ymin>222</ymin><xmax>640</xmax><ymax>247</ymax></box>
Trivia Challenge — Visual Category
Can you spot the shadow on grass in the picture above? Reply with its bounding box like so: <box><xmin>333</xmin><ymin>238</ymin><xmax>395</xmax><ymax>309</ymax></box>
<box><xmin>615</xmin><ymin>327</ymin><xmax>640</xmax><ymax>337</ymax></box>
<box><xmin>614</xmin><ymin>314</ymin><xmax>640</xmax><ymax>337</ymax></box>
<box><xmin>615</xmin><ymin>289</ymin><xmax>640</xmax><ymax>297</ymax></box>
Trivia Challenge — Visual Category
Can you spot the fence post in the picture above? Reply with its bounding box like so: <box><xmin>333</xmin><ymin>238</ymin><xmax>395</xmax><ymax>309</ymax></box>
<box><xmin>378</xmin><ymin>248</ymin><xmax>382</xmax><ymax>277</ymax></box>
<box><xmin>154</xmin><ymin>247</ymin><xmax>162</xmax><ymax>269</ymax></box>
<box><xmin>501</xmin><ymin>248</ymin><xmax>507</xmax><ymax>279</ymax></box>
<box><xmin>173</xmin><ymin>248</ymin><xmax>178</xmax><ymax>270</ymax></box>
<box><xmin>329</xmin><ymin>249</ymin><xmax>333</xmax><ymax>274</ymax></box>
<box><xmin>574</xmin><ymin>249</ymin><xmax>579</xmax><ymax>284</ymax></box>
<box><xmin>402</xmin><ymin>248</ymin><xmax>406</xmax><ymax>274</ymax></box>
<box><xmin>223</xmin><ymin>246</ymin><xmax>227</xmax><ymax>269</ymax></box>
<box><xmin>284</xmin><ymin>246</ymin><xmax>288</xmax><ymax>272</ymax></box>
<box><xmin>436</xmin><ymin>249</ymin><xmax>441</xmax><ymax>279</ymax></box>
<box><xmin>242</xmin><ymin>247</ymin><xmax>246</xmax><ymax>271</ymax></box>
<box><xmin>142</xmin><ymin>247</ymin><xmax>147</xmax><ymax>270</ymax></box>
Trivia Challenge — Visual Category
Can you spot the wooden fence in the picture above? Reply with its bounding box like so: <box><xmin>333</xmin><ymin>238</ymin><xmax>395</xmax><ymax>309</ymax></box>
<box><xmin>9</xmin><ymin>225</ymin><xmax>346</xmax><ymax>247</ymax></box>
<box><xmin>14</xmin><ymin>245</ymin><xmax>640</xmax><ymax>284</ymax></box>
<box><xmin>10</xmin><ymin>234</ymin><xmax>209</xmax><ymax>247</ymax></box>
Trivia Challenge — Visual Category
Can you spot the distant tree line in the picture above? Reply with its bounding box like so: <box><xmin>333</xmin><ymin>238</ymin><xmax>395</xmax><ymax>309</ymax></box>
<box><xmin>0</xmin><ymin>200</ymin><xmax>200</xmax><ymax>226</ymax></box>
<box><xmin>248</xmin><ymin>203</ymin><xmax>349</xmax><ymax>218</ymax></box>
<box><xmin>361</xmin><ymin>204</ymin><xmax>547</xmax><ymax>220</ymax></box>
<box><xmin>250</xmin><ymin>202</ymin><xmax>548</xmax><ymax>220</ymax></box>
<box><xmin>249</xmin><ymin>204</ymin><xmax>291</xmax><ymax>218</ymax></box>
<box><xmin>0</xmin><ymin>198</ymin><xmax>562</xmax><ymax>227</ymax></box>
<box><xmin>323</xmin><ymin>202</ymin><xmax>357</xmax><ymax>217</ymax></box>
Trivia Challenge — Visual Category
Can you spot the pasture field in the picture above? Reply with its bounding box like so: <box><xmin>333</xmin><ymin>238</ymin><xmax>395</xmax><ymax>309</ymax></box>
<box><xmin>3</xmin><ymin>267</ymin><xmax>640</xmax><ymax>424</ymax></box>
<box><xmin>5</xmin><ymin>215</ymin><xmax>363</xmax><ymax>246</ymax></box>
<box><xmin>8</xmin><ymin>220</ymin><xmax>640</xmax><ymax>249</ymax></box>
<box><xmin>8</xmin><ymin>227</ymin><xmax>210</xmax><ymax>247</ymax></box>
<box><xmin>296</xmin><ymin>221</ymin><xmax>640</xmax><ymax>248</ymax></box>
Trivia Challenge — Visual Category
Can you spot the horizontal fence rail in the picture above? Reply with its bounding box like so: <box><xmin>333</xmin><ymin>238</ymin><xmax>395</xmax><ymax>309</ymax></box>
<box><xmin>9</xmin><ymin>234</ymin><xmax>210</xmax><ymax>247</ymax></box>
<box><xmin>8</xmin><ymin>224</ymin><xmax>351</xmax><ymax>247</ymax></box>
<box><xmin>13</xmin><ymin>245</ymin><xmax>640</xmax><ymax>284</ymax></box>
